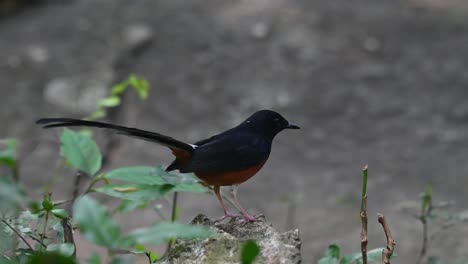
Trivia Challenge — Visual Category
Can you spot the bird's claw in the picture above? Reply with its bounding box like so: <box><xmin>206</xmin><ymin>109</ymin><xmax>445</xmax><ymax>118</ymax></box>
<box><xmin>214</xmin><ymin>213</ymin><xmax>239</xmax><ymax>223</ymax></box>
<box><xmin>239</xmin><ymin>213</ymin><xmax>264</xmax><ymax>223</ymax></box>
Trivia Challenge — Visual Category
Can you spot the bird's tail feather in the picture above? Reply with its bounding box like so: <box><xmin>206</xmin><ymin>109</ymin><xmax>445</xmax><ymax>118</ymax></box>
<box><xmin>36</xmin><ymin>118</ymin><xmax>194</xmax><ymax>153</ymax></box>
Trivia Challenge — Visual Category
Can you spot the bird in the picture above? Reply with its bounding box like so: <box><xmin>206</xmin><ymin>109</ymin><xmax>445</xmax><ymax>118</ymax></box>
<box><xmin>36</xmin><ymin>110</ymin><xmax>300</xmax><ymax>222</ymax></box>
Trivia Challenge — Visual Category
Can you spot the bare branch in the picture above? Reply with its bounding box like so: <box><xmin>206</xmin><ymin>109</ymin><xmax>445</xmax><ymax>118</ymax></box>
<box><xmin>377</xmin><ymin>213</ymin><xmax>395</xmax><ymax>264</ymax></box>
<box><xmin>1</xmin><ymin>219</ymin><xmax>33</xmax><ymax>251</ymax></box>
<box><xmin>361</xmin><ymin>194</ymin><xmax>368</xmax><ymax>264</ymax></box>
<box><xmin>61</xmin><ymin>218</ymin><xmax>76</xmax><ymax>257</ymax></box>
<box><xmin>360</xmin><ymin>165</ymin><xmax>369</xmax><ymax>264</ymax></box>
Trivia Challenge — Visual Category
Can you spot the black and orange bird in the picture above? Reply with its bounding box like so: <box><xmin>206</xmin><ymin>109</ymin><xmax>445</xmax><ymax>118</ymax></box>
<box><xmin>36</xmin><ymin>110</ymin><xmax>300</xmax><ymax>222</ymax></box>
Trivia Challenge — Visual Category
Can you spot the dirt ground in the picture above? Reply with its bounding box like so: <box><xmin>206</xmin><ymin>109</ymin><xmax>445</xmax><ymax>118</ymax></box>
<box><xmin>1</xmin><ymin>0</ymin><xmax>468</xmax><ymax>262</ymax></box>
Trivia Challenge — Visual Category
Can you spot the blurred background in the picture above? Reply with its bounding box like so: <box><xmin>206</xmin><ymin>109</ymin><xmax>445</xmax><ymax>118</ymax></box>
<box><xmin>1</xmin><ymin>0</ymin><xmax>468</xmax><ymax>262</ymax></box>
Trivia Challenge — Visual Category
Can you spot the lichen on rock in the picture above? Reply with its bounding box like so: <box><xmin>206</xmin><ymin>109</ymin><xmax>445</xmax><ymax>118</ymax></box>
<box><xmin>159</xmin><ymin>214</ymin><xmax>301</xmax><ymax>264</ymax></box>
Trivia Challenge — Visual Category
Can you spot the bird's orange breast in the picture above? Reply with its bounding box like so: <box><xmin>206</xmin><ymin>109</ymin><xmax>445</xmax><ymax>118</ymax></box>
<box><xmin>195</xmin><ymin>161</ymin><xmax>266</xmax><ymax>186</ymax></box>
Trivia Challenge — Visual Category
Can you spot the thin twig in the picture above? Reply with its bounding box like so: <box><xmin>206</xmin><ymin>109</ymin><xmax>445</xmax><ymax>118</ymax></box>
<box><xmin>1</xmin><ymin>219</ymin><xmax>33</xmax><ymax>251</ymax></box>
<box><xmin>145</xmin><ymin>251</ymin><xmax>153</xmax><ymax>264</ymax></box>
<box><xmin>361</xmin><ymin>195</ymin><xmax>368</xmax><ymax>264</ymax></box>
<box><xmin>360</xmin><ymin>165</ymin><xmax>369</xmax><ymax>264</ymax></box>
<box><xmin>28</xmin><ymin>235</ymin><xmax>47</xmax><ymax>248</ymax></box>
<box><xmin>416</xmin><ymin>193</ymin><xmax>433</xmax><ymax>264</ymax></box>
<box><xmin>61</xmin><ymin>218</ymin><xmax>76</xmax><ymax>257</ymax></box>
<box><xmin>378</xmin><ymin>213</ymin><xmax>395</xmax><ymax>264</ymax></box>
<box><xmin>39</xmin><ymin>211</ymin><xmax>49</xmax><ymax>251</ymax></box>
<box><xmin>165</xmin><ymin>192</ymin><xmax>178</xmax><ymax>255</ymax></box>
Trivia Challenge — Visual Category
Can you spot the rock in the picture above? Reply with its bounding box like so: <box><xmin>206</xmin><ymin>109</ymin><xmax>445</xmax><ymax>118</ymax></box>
<box><xmin>43</xmin><ymin>69</ymin><xmax>113</xmax><ymax>113</ymax></box>
<box><xmin>160</xmin><ymin>214</ymin><xmax>301</xmax><ymax>264</ymax></box>
<box><xmin>123</xmin><ymin>24</ymin><xmax>153</xmax><ymax>53</ymax></box>
<box><xmin>250</xmin><ymin>22</ymin><xmax>270</xmax><ymax>39</ymax></box>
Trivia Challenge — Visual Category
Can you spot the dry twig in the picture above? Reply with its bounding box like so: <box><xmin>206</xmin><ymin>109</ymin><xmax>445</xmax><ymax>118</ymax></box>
<box><xmin>1</xmin><ymin>219</ymin><xmax>33</xmax><ymax>251</ymax></box>
<box><xmin>61</xmin><ymin>218</ymin><xmax>76</xmax><ymax>257</ymax></box>
<box><xmin>361</xmin><ymin>195</ymin><xmax>368</xmax><ymax>264</ymax></box>
<box><xmin>360</xmin><ymin>165</ymin><xmax>369</xmax><ymax>264</ymax></box>
<box><xmin>377</xmin><ymin>213</ymin><xmax>395</xmax><ymax>264</ymax></box>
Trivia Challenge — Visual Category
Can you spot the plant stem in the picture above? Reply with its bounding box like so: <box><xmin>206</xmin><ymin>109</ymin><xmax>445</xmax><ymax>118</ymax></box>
<box><xmin>1</xmin><ymin>219</ymin><xmax>33</xmax><ymax>251</ymax></box>
<box><xmin>361</xmin><ymin>164</ymin><xmax>369</xmax><ymax>264</ymax></box>
<box><xmin>378</xmin><ymin>213</ymin><xmax>396</xmax><ymax>264</ymax></box>
<box><xmin>361</xmin><ymin>165</ymin><xmax>368</xmax><ymax>212</ymax></box>
<box><xmin>165</xmin><ymin>192</ymin><xmax>178</xmax><ymax>255</ymax></box>
<box><xmin>39</xmin><ymin>212</ymin><xmax>49</xmax><ymax>251</ymax></box>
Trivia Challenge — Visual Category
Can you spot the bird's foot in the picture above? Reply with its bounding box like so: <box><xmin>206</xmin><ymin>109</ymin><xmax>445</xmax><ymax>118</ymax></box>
<box><xmin>240</xmin><ymin>213</ymin><xmax>264</xmax><ymax>223</ymax></box>
<box><xmin>214</xmin><ymin>213</ymin><xmax>239</xmax><ymax>223</ymax></box>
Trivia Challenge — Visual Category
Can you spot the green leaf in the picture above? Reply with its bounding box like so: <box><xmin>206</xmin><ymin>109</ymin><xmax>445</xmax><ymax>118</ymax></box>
<box><xmin>73</xmin><ymin>196</ymin><xmax>124</xmax><ymax>247</ymax></box>
<box><xmin>27</xmin><ymin>252</ymin><xmax>77</xmax><ymax>264</ymax></box>
<box><xmin>427</xmin><ymin>256</ymin><xmax>440</xmax><ymax>264</ymax></box>
<box><xmin>127</xmin><ymin>222</ymin><xmax>212</xmax><ymax>246</ymax></box>
<box><xmin>171</xmin><ymin>183</ymin><xmax>207</xmax><ymax>193</ymax></box>
<box><xmin>42</xmin><ymin>196</ymin><xmax>53</xmax><ymax>212</ymax></box>
<box><xmin>51</xmin><ymin>209</ymin><xmax>68</xmax><ymax>219</ymax></box>
<box><xmin>105</xmin><ymin>166</ymin><xmax>168</xmax><ymax>185</ymax></box>
<box><xmin>0</xmin><ymin>139</ymin><xmax>17</xmax><ymax>168</ymax></box>
<box><xmin>241</xmin><ymin>240</ymin><xmax>260</xmax><ymax>264</ymax></box>
<box><xmin>318</xmin><ymin>245</ymin><xmax>340</xmax><ymax>264</ymax></box>
<box><xmin>60</xmin><ymin>128</ymin><xmax>102</xmax><ymax>176</ymax></box>
<box><xmin>97</xmin><ymin>96</ymin><xmax>121</xmax><ymax>108</ymax></box>
<box><xmin>421</xmin><ymin>184</ymin><xmax>433</xmax><ymax>212</ymax></box>
<box><xmin>0</xmin><ymin>221</ymin><xmax>15</xmax><ymax>256</ymax></box>
<box><xmin>0</xmin><ymin>178</ymin><xmax>24</xmax><ymax>214</ymax></box>
<box><xmin>46</xmin><ymin>243</ymin><xmax>75</xmax><ymax>257</ymax></box>
<box><xmin>111</xmin><ymin>83</ymin><xmax>127</xmax><ymax>95</ymax></box>
<box><xmin>128</xmin><ymin>74</ymin><xmax>150</xmax><ymax>100</ymax></box>
<box><xmin>87</xmin><ymin>110</ymin><xmax>106</xmax><ymax>120</ymax></box>
<box><xmin>110</xmin><ymin>255</ymin><xmax>134</xmax><ymax>264</ymax></box>
<box><xmin>343</xmin><ymin>248</ymin><xmax>386</xmax><ymax>264</ymax></box>
<box><xmin>96</xmin><ymin>184</ymin><xmax>174</xmax><ymax>201</ymax></box>
<box><xmin>87</xmin><ymin>253</ymin><xmax>102</xmax><ymax>264</ymax></box>
<box><xmin>367</xmin><ymin>248</ymin><xmax>385</xmax><ymax>262</ymax></box>
<box><xmin>115</xmin><ymin>199</ymin><xmax>149</xmax><ymax>213</ymax></box>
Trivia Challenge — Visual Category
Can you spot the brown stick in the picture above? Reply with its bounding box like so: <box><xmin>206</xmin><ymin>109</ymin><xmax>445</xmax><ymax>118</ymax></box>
<box><xmin>377</xmin><ymin>213</ymin><xmax>396</xmax><ymax>264</ymax></box>
<box><xmin>361</xmin><ymin>194</ymin><xmax>368</xmax><ymax>264</ymax></box>
<box><xmin>61</xmin><ymin>218</ymin><xmax>76</xmax><ymax>257</ymax></box>
<box><xmin>360</xmin><ymin>165</ymin><xmax>369</xmax><ymax>264</ymax></box>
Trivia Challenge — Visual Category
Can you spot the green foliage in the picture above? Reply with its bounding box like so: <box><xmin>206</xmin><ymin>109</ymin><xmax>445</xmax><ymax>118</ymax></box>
<box><xmin>60</xmin><ymin>128</ymin><xmax>102</xmax><ymax>176</ymax></box>
<box><xmin>241</xmin><ymin>240</ymin><xmax>260</xmax><ymax>264</ymax></box>
<box><xmin>318</xmin><ymin>245</ymin><xmax>388</xmax><ymax>264</ymax></box>
<box><xmin>0</xmin><ymin>76</ymin><xmax>214</xmax><ymax>263</ymax></box>
<box><xmin>46</xmin><ymin>243</ymin><xmax>75</xmax><ymax>257</ymax></box>
<box><xmin>318</xmin><ymin>244</ymin><xmax>339</xmax><ymax>264</ymax></box>
<box><xmin>26</xmin><ymin>252</ymin><xmax>77</xmax><ymax>264</ymax></box>
<box><xmin>73</xmin><ymin>195</ymin><xmax>125</xmax><ymax>248</ymax></box>
<box><xmin>0</xmin><ymin>221</ymin><xmax>16</xmax><ymax>257</ymax></box>
<box><xmin>87</xmin><ymin>74</ymin><xmax>150</xmax><ymax>120</ymax></box>
<box><xmin>421</xmin><ymin>184</ymin><xmax>433</xmax><ymax>213</ymax></box>
<box><xmin>0</xmin><ymin>138</ymin><xmax>19</xmax><ymax>181</ymax></box>
<box><xmin>96</xmin><ymin>184</ymin><xmax>174</xmax><ymax>201</ymax></box>
<box><xmin>128</xmin><ymin>222</ymin><xmax>213</xmax><ymax>245</ymax></box>
<box><xmin>96</xmin><ymin>166</ymin><xmax>207</xmax><ymax>201</ymax></box>
<box><xmin>0</xmin><ymin>139</ymin><xmax>17</xmax><ymax>168</ymax></box>
<box><xmin>0</xmin><ymin>177</ymin><xmax>25</xmax><ymax>218</ymax></box>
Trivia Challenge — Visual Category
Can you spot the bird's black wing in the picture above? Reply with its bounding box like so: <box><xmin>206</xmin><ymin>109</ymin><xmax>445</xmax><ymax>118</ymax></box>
<box><xmin>181</xmin><ymin>132</ymin><xmax>271</xmax><ymax>173</ymax></box>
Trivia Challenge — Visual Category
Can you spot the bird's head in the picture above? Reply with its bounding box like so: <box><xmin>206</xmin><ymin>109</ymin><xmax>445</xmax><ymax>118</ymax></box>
<box><xmin>242</xmin><ymin>110</ymin><xmax>300</xmax><ymax>140</ymax></box>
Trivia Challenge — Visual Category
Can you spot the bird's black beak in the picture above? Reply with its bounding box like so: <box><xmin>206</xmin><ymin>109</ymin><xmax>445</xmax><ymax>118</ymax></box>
<box><xmin>286</xmin><ymin>124</ymin><xmax>300</xmax><ymax>129</ymax></box>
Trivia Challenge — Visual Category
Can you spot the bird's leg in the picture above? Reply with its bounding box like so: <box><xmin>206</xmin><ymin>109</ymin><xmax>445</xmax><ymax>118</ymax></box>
<box><xmin>213</xmin><ymin>185</ymin><xmax>237</xmax><ymax>222</ymax></box>
<box><xmin>229</xmin><ymin>185</ymin><xmax>263</xmax><ymax>222</ymax></box>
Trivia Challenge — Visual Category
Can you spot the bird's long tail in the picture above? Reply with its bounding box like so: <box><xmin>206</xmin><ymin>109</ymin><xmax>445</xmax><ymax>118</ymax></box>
<box><xmin>36</xmin><ymin>118</ymin><xmax>194</xmax><ymax>154</ymax></box>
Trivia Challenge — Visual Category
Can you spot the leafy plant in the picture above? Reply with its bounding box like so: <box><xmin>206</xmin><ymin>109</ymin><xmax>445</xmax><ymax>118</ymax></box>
<box><xmin>241</xmin><ymin>240</ymin><xmax>260</xmax><ymax>264</ymax></box>
<box><xmin>0</xmin><ymin>75</ymin><xmax>214</xmax><ymax>264</ymax></box>
<box><xmin>318</xmin><ymin>244</ymin><xmax>386</xmax><ymax>264</ymax></box>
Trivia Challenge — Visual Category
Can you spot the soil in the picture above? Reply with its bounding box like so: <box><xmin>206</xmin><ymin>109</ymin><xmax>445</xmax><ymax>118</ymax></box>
<box><xmin>1</xmin><ymin>0</ymin><xmax>468</xmax><ymax>262</ymax></box>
